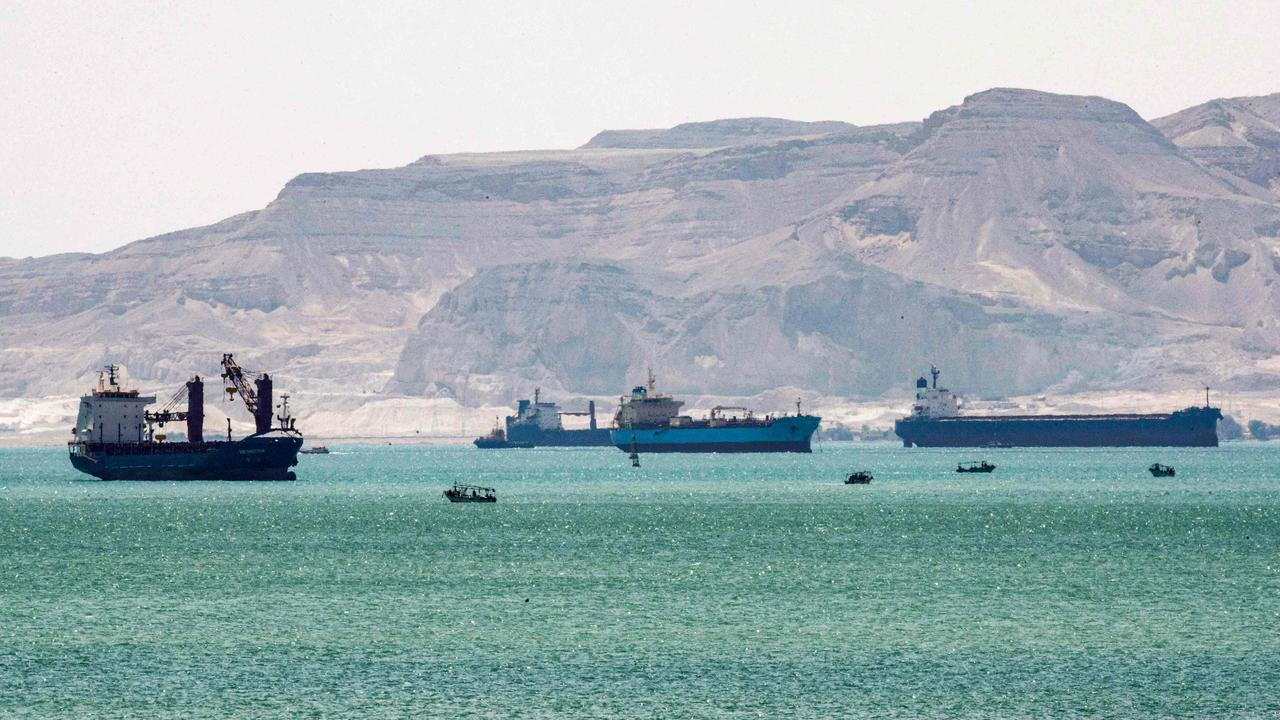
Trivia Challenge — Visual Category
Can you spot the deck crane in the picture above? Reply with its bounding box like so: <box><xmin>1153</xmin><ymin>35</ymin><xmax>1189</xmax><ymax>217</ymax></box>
<box><xmin>535</xmin><ymin>387</ymin><xmax>600</xmax><ymax>430</ymax></box>
<box><xmin>145</xmin><ymin>384</ymin><xmax>188</xmax><ymax>425</ymax></box>
<box><xmin>221</xmin><ymin>353</ymin><xmax>277</xmax><ymax>435</ymax></box>
<box><xmin>143</xmin><ymin>376</ymin><xmax>205</xmax><ymax>443</ymax></box>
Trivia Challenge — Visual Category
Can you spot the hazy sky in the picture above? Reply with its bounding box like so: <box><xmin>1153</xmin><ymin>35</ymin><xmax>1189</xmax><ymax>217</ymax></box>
<box><xmin>2</xmin><ymin>0</ymin><xmax>1278</xmax><ymax>258</ymax></box>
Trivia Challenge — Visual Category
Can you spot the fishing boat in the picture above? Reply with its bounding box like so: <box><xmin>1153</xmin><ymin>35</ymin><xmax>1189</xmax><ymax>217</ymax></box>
<box><xmin>444</xmin><ymin>483</ymin><xmax>496</xmax><ymax>503</ymax></box>
<box><xmin>845</xmin><ymin>471</ymin><xmax>873</xmax><ymax>484</ymax></box>
<box><xmin>956</xmin><ymin>460</ymin><xmax>996</xmax><ymax>473</ymax></box>
<box><xmin>1148</xmin><ymin>463</ymin><xmax>1176</xmax><ymax>477</ymax></box>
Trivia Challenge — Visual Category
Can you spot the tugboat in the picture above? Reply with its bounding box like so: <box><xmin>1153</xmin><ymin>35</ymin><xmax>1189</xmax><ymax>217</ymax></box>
<box><xmin>300</xmin><ymin>444</ymin><xmax>330</xmax><ymax>455</ymax></box>
<box><xmin>1148</xmin><ymin>463</ymin><xmax>1176</xmax><ymax>477</ymax></box>
<box><xmin>473</xmin><ymin>420</ymin><xmax>534</xmax><ymax>449</ymax></box>
<box><xmin>67</xmin><ymin>355</ymin><xmax>303</xmax><ymax>481</ymax></box>
<box><xmin>444</xmin><ymin>483</ymin><xmax>497</xmax><ymax>503</ymax></box>
<box><xmin>956</xmin><ymin>460</ymin><xmax>996</xmax><ymax>473</ymax></box>
<box><xmin>845</xmin><ymin>471</ymin><xmax>873</xmax><ymax>484</ymax></box>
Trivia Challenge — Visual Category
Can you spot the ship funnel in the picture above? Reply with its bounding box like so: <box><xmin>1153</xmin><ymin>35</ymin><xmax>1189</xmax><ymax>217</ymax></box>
<box><xmin>187</xmin><ymin>376</ymin><xmax>204</xmax><ymax>443</ymax></box>
<box><xmin>254</xmin><ymin>374</ymin><xmax>273</xmax><ymax>434</ymax></box>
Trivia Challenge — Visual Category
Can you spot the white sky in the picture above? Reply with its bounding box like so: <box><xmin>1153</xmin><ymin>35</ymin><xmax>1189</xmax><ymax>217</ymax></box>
<box><xmin>2</xmin><ymin>0</ymin><xmax>1278</xmax><ymax>258</ymax></box>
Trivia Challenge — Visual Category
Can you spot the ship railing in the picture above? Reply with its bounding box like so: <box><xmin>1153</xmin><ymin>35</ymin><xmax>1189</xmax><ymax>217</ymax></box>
<box><xmin>74</xmin><ymin>441</ymin><xmax>230</xmax><ymax>456</ymax></box>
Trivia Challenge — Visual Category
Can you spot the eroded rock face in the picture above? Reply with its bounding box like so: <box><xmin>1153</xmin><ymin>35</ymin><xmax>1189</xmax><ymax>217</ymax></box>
<box><xmin>388</xmin><ymin>259</ymin><xmax>1123</xmax><ymax>402</ymax></box>
<box><xmin>0</xmin><ymin>118</ymin><xmax>909</xmax><ymax>401</ymax></box>
<box><xmin>4</xmin><ymin>91</ymin><xmax>1280</xmax><ymax>424</ymax></box>
<box><xmin>1153</xmin><ymin>93</ymin><xmax>1280</xmax><ymax>195</ymax></box>
<box><xmin>823</xmin><ymin>88</ymin><xmax>1280</xmax><ymax>331</ymax></box>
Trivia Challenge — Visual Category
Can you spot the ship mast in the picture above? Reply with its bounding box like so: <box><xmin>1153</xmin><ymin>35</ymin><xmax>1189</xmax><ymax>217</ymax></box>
<box><xmin>930</xmin><ymin>364</ymin><xmax>940</xmax><ymax>389</ymax></box>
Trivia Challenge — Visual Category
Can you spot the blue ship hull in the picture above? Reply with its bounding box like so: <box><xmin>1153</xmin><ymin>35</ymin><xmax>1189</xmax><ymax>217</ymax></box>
<box><xmin>610</xmin><ymin>415</ymin><xmax>820</xmax><ymax>453</ymax></box>
<box><xmin>506</xmin><ymin>425</ymin><xmax>613</xmax><ymax>447</ymax></box>
<box><xmin>895</xmin><ymin>407</ymin><xmax>1221</xmax><ymax>448</ymax></box>
<box><xmin>68</xmin><ymin>431</ymin><xmax>303</xmax><ymax>481</ymax></box>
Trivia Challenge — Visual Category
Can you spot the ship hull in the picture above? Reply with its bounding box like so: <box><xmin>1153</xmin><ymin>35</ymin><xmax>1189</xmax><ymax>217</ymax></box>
<box><xmin>610</xmin><ymin>416</ymin><xmax>820</xmax><ymax>453</ymax></box>
<box><xmin>895</xmin><ymin>408</ymin><xmax>1221</xmax><ymax>448</ymax></box>
<box><xmin>68</xmin><ymin>431</ymin><xmax>303</xmax><ymax>481</ymax></box>
<box><xmin>505</xmin><ymin>426</ymin><xmax>613</xmax><ymax>447</ymax></box>
<box><xmin>473</xmin><ymin>439</ymin><xmax>533</xmax><ymax>449</ymax></box>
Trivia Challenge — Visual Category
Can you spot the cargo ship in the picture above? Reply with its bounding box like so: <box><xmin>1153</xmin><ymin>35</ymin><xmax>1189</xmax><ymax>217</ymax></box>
<box><xmin>608</xmin><ymin>372</ymin><xmax>821</xmax><ymax>453</ymax></box>
<box><xmin>500</xmin><ymin>389</ymin><xmax>612</xmax><ymax>447</ymax></box>
<box><xmin>894</xmin><ymin>366</ymin><xmax>1221</xmax><ymax>448</ymax></box>
<box><xmin>67</xmin><ymin>355</ymin><xmax>303</xmax><ymax>480</ymax></box>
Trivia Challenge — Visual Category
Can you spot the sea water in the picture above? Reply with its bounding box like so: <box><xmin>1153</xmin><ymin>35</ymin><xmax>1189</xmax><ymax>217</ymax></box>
<box><xmin>1</xmin><ymin>444</ymin><xmax>1278</xmax><ymax>718</ymax></box>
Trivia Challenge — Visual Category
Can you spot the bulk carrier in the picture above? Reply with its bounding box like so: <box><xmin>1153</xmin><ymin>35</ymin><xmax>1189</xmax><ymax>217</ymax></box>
<box><xmin>67</xmin><ymin>355</ymin><xmax>303</xmax><ymax>480</ymax></box>
<box><xmin>894</xmin><ymin>366</ymin><xmax>1221</xmax><ymax>448</ymax></box>
<box><xmin>609</xmin><ymin>372</ymin><xmax>821</xmax><ymax>453</ymax></box>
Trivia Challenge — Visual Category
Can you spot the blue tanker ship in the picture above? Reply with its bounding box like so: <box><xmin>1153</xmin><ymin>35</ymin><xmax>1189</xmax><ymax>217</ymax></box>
<box><xmin>609</xmin><ymin>372</ymin><xmax>821</xmax><ymax>453</ymax></box>
<box><xmin>68</xmin><ymin>356</ymin><xmax>303</xmax><ymax>481</ymax></box>
<box><xmin>894</xmin><ymin>366</ymin><xmax>1221</xmax><ymax>448</ymax></box>
<box><xmin>504</xmin><ymin>389</ymin><xmax>612</xmax><ymax>447</ymax></box>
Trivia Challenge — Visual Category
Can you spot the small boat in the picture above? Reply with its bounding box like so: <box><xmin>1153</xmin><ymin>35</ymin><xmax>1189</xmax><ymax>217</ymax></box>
<box><xmin>845</xmin><ymin>471</ymin><xmax>873</xmax><ymax>484</ymax></box>
<box><xmin>1148</xmin><ymin>463</ymin><xmax>1176</xmax><ymax>477</ymax></box>
<box><xmin>473</xmin><ymin>421</ymin><xmax>534</xmax><ymax>449</ymax></box>
<box><xmin>299</xmin><ymin>445</ymin><xmax>330</xmax><ymax>454</ymax></box>
<box><xmin>444</xmin><ymin>483</ymin><xmax>496</xmax><ymax>503</ymax></box>
<box><xmin>956</xmin><ymin>460</ymin><xmax>996</xmax><ymax>473</ymax></box>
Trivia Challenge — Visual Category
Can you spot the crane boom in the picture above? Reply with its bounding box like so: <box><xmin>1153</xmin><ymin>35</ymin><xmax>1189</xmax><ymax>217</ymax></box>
<box><xmin>220</xmin><ymin>353</ymin><xmax>259</xmax><ymax>414</ymax></box>
<box><xmin>221</xmin><ymin>353</ymin><xmax>277</xmax><ymax>435</ymax></box>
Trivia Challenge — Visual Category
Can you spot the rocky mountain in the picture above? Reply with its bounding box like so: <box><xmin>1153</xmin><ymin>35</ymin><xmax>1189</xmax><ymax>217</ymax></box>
<box><xmin>1152</xmin><ymin>93</ymin><xmax>1280</xmax><ymax>195</ymax></box>
<box><xmin>393</xmin><ymin>89</ymin><xmax>1280</xmax><ymax>402</ymax></box>
<box><xmin>581</xmin><ymin>117</ymin><xmax>859</xmax><ymax>149</ymax></box>
<box><xmin>3</xmin><ymin>88</ymin><xmax>1280</xmax><ymax>440</ymax></box>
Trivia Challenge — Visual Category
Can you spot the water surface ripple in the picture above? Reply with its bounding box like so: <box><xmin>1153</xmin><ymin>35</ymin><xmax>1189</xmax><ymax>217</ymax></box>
<box><xmin>2</xmin><ymin>444</ymin><xmax>1277</xmax><ymax>717</ymax></box>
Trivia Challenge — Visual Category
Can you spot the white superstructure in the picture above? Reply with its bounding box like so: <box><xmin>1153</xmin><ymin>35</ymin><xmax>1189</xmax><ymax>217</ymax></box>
<box><xmin>911</xmin><ymin>365</ymin><xmax>960</xmax><ymax>418</ymax></box>
<box><xmin>73</xmin><ymin>366</ymin><xmax>156</xmax><ymax>444</ymax></box>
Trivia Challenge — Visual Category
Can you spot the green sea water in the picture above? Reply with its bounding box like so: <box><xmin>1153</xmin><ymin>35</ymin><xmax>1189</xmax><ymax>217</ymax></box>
<box><xmin>1</xmin><ymin>443</ymin><xmax>1278</xmax><ymax>718</ymax></box>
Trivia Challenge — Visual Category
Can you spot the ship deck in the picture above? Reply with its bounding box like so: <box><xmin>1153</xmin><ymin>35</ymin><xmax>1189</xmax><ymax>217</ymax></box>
<box><xmin>910</xmin><ymin>413</ymin><xmax>1178</xmax><ymax>422</ymax></box>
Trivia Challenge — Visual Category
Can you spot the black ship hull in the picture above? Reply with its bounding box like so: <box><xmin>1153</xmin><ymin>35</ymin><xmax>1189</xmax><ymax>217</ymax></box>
<box><xmin>68</xmin><ymin>431</ymin><xmax>303</xmax><ymax>481</ymax></box>
<box><xmin>895</xmin><ymin>407</ymin><xmax>1221</xmax><ymax>448</ymax></box>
